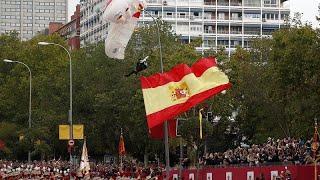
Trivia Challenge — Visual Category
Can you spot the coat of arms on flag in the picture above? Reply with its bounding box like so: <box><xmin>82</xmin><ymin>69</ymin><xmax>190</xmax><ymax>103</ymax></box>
<box><xmin>169</xmin><ymin>82</ymin><xmax>190</xmax><ymax>101</ymax></box>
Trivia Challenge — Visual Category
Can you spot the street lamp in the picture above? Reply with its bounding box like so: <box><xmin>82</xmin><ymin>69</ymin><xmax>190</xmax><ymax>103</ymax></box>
<box><xmin>38</xmin><ymin>42</ymin><xmax>73</xmax><ymax>165</ymax></box>
<box><xmin>3</xmin><ymin>59</ymin><xmax>32</xmax><ymax>163</ymax></box>
<box><xmin>142</xmin><ymin>10</ymin><xmax>170</xmax><ymax>179</ymax></box>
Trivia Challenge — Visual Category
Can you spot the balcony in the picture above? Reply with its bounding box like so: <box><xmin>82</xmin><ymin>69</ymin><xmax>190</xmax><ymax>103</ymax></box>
<box><xmin>263</xmin><ymin>3</ymin><xmax>278</xmax><ymax>7</ymax></box>
<box><xmin>230</xmin><ymin>17</ymin><xmax>242</xmax><ymax>21</ymax></box>
<box><xmin>230</xmin><ymin>30</ymin><xmax>242</xmax><ymax>34</ymax></box>
<box><xmin>217</xmin><ymin>15</ymin><xmax>229</xmax><ymax>20</ymax></box>
<box><xmin>217</xmin><ymin>30</ymin><xmax>229</xmax><ymax>34</ymax></box>
<box><xmin>204</xmin><ymin>1</ymin><xmax>216</xmax><ymax>5</ymax></box>
<box><xmin>262</xmin><ymin>30</ymin><xmax>274</xmax><ymax>35</ymax></box>
<box><xmin>163</xmin><ymin>13</ymin><xmax>175</xmax><ymax>19</ymax></box>
<box><xmin>147</xmin><ymin>0</ymin><xmax>162</xmax><ymax>4</ymax></box>
<box><xmin>244</xmin><ymin>30</ymin><xmax>261</xmax><ymax>35</ymax></box>
<box><xmin>204</xmin><ymin>15</ymin><xmax>214</xmax><ymax>20</ymax></box>
<box><xmin>230</xmin><ymin>1</ymin><xmax>242</xmax><ymax>6</ymax></box>
<box><xmin>217</xmin><ymin>1</ymin><xmax>229</xmax><ymax>6</ymax></box>
<box><xmin>203</xmin><ymin>43</ymin><xmax>216</xmax><ymax>48</ymax></box>
<box><xmin>204</xmin><ymin>29</ymin><xmax>215</xmax><ymax>34</ymax></box>
<box><xmin>243</xmin><ymin>2</ymin><xmax>261</xmax><ymax>7</ymax></box>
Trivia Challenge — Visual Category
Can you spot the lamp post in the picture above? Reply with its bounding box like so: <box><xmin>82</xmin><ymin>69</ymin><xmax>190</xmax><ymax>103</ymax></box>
<box><xmin>38</xmin><ymin>42</ymin><xmax>73</xmax><ymax>166</ymax></box>
<box><xmin>142</xmin><ymin>10</ymin><xmax>170</xmax><ymax>179</ymax></box>
<box><xmin>3</xmin><ymin>59</ymin><xmax>32</xmax><ymax>163</ymax></box>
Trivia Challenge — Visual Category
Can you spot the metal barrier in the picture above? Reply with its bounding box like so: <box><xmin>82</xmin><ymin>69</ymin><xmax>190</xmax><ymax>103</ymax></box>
<box><xmin>165</xmin><ymin>164</ymin><xmax>319</xmax><ymax>180</ymax></box>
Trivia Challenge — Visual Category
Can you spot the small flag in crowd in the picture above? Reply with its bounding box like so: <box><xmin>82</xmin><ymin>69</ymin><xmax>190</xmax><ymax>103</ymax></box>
<box><xmin>199</xmin><ymin>109</ymin><xmax>203</xmax><ymax>139</ymax></box>
<box><xmin>312</xmin><ymin>120</ymin><xmax>320</xmax><ymax>157</ymax></box>
<box><xmin>140</xmin><ymin>57</ymin><xmax>231</xmax><ymax>135</ymax></box>
<box><xmin>79</xmin><ymin>138</ymin><xmax>90</xmax><ymax>175</ymax></box>
<box><xmin>119</xmin><ymin>133</ymin><xmax>126</xmax><ymax>156</ymax></box>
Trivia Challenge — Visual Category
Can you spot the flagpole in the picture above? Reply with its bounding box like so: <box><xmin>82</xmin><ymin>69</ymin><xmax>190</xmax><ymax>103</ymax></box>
<box><xmin>120</xmin><ymin>128</ymin><xmax>123</xmax><ymax>172</ymax></box>
<box><xmin>143</xmin><ymin>10</ymin><xmax>170</xmax><ymax>179</ymax></box>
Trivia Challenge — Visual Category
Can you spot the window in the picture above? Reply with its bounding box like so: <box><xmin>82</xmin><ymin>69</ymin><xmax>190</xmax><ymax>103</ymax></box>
<box><xmin>244</xmin><ymin>13</ymin><xmax>261</xmax><ymax>20</ymax></box>
<box><xmin>232</xmin><ymin>13</ymin><xmax>240</xmax><ymax>20</ymax></box>
<box><xmin>243</xmin><ymin>0</ymin><xmax>261</xmax><ymax>7</ymax></box>
<box><xmin>218</xmin><ymin>13</ymin><xmax>225</xmax><ymax>20</ymax></box>
<box><xmin>264</xmin><ymin>0</ymin><xmax>277</xmax><ymax>7</ymax></box>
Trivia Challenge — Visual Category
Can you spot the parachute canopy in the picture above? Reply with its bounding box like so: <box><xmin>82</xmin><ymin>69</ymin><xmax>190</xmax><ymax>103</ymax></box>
<box><xmin>102</xmin><ymin>0</ymin><xmax>146</xmax><ymax>59</ymax></box>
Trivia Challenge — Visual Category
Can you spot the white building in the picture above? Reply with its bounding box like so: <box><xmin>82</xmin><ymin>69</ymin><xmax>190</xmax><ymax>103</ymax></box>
<box><xmin>80</xmin><ymin>0</ymin><xmax>290</xmax><ymax>55</ymax></box>
<box><xmin>80</xmin><ymin>0</ymin><xmax>107</xmax><ymax>45</ymax></box>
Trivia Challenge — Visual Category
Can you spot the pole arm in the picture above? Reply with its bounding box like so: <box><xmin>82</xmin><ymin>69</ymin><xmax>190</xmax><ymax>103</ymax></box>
<box><xmin>14</xmin><ymin>61</ymin><xmax>32</xmax><ymax>129</ymax></box>
<box><xmin>143</xmin><ymin>10</ymin><xmax>164</xmax><ymax>73</ymax></box>
<box><xmin>48</xmin><ymin>43</ymin><xmax>72</xmax><ymax>111</ymax></box>
<box><xmin>50</xmin><ymin>43</ymin><xmax>73</xmax><ymax>139</ymax></box>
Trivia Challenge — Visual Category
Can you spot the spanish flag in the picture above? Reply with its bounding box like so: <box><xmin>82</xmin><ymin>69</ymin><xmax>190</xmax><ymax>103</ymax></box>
<box><xmin>140</xmin><ymin>57</ymin><xmax>231</xmax><ymax>130</ymax></box>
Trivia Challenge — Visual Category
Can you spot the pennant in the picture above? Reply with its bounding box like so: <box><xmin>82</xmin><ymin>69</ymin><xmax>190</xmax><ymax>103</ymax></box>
<box><xmin>79</xmin><ymin>139</ymin><xmax>90</xmax><ymax>175</ymax></box>
<box><xmin>312</xmin><ymin>122</ymin><xmax>319</xmax><ymax>157</ymax></box>
<box><xmin>0</xmin><ymin>140</ymin><xmax>5</xmax><ymax>150</ymax></box>
<box><xmin>119</xmin><ymin>134</ymin><xmax>126</xmax><ymax>156</ymax></box>
<box><xmin>140</xmin><ymin>57</ymin><xmax>231</xmax><ymax>130</ymax></box>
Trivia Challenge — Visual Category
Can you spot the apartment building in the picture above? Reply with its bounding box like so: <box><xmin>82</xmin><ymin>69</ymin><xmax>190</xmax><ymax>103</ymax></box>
<box><xmin>48</xmin><ymin>5</ymin><xmax>81</xmax><ymax>50</ymax></box>
<box><xmin>0</xmin><ymin>0</ymin><xmax>68</xmax><ymax>40</ymax></box>
<box><xmin>80</xmin><ymin>0</ymin><xmax>107</xmax><ymax>45</ymax></box>
<box><xmin>80</xmin><ymin>0</ymin><xmax>290</xmax><ymax>55</ymax></box>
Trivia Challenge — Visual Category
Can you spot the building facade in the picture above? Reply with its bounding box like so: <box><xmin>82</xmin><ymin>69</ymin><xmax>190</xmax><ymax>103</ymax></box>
<box><xmin>0</xmin><ymin>0</ymin><xmax>68</xmax><ymax>40</ymax></box>
<box><xmin>49</xmin><ymin>5</ymin><xmax>81</xmax><ymax>50</ymax></box>
<box><xmin>80</xmin><ymin>0</ymin><xmax>107</xmax><ymax>45</ymax></box>
<box><xmin>80</xmin><ymin>0</ymin><xmax>290</xmax><ymax>54</ymax></box>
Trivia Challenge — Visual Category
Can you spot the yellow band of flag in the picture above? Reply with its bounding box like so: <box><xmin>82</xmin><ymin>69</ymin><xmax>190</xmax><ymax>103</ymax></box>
<box><xmin>142</xmin><ymin>66</ymin><xmax>229</xmax><ymax>115</ymax></box>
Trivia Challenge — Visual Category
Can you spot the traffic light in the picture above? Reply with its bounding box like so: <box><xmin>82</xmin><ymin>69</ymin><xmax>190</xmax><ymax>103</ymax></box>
<box><xmin>207</xmin><ymin>112</ymin><xmax>213</xmax><ymax>122</ymax></box>
<box><xmin>183</xmin><ymin>145</ymin><xmax>188</xmax><ymax>157</ymax></box>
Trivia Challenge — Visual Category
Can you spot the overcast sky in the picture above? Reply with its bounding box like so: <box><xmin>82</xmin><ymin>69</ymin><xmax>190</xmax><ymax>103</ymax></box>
<box><xmin>68</xmin><ymin>0</ymin><xmax>319</xmax><ymax>27</ymax></box>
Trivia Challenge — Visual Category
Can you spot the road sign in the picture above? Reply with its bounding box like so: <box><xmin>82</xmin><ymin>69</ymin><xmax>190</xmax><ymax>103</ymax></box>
<box><xmin>59</xmin><ymin>125</ymin><xmax>84</xmax><ymax>140</ymax></box>
<box><xmin>68</xmin><ymin>139</ymin><xmax>75</xmax><ymax>146</ymax></box>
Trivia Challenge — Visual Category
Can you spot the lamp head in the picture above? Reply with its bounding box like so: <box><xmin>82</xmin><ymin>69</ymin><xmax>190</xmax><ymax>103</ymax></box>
<box><xmin>38</xmin><ymin>42</ymin><xmax>51</xmax><ymax>45</ymax></box>
<box><xmin>3</xmin><ymin>59</ymin><xmax>14</xmax><ymax>63</ymax></box>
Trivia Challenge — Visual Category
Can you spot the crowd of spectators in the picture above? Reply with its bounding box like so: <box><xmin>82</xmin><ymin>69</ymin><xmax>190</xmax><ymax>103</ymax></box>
<box><xmin>201</xmin><ymin>137</ymin><xmax>314</xmax><ymax>167</ymax></box>
<box><xmin>0</xmin><ymin>160</ymin><xmax>163</xmax><ymax>179</ymax></box>
<box><xmin>0</xmin><ymin>137</ymin><xmax>316</xmax><ymax>179</ymax></box>
<box><xmin>0</xmin><ymin>160</ymin><xmax>71</xmax><ymax>179</ymax></box>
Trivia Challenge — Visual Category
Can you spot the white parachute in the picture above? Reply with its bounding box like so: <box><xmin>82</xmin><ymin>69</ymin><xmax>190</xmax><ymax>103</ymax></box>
<box><xmin>102</xmin><ymin>0</ymin><xmax>146</xmax><ymax>59</ymax></box>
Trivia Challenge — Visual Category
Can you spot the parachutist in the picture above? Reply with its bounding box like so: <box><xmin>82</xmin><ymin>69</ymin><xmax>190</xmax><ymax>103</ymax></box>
<box><xmin>125</xmin><ymin>56</ymin><xmax>149</xmax><ymax>77</ymax></box>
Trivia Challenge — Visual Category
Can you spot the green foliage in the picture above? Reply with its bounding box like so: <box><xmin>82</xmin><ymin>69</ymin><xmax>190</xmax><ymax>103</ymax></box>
<box><xmin>1</xmin><ymin>17</ymin><xmax>320</xmax><ymax>164</ymax></box>
<box><xmin>0</xmin><ymin>21</ymin><xmax>202</xmax><ymax>161</ymax></box>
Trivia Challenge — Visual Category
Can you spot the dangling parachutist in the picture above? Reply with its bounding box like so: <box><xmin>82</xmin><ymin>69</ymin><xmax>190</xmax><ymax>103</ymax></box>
<box><xmin>125</xmin><ymin>56</ymin><xmax>149</xmax><ymax>77</ymax></box>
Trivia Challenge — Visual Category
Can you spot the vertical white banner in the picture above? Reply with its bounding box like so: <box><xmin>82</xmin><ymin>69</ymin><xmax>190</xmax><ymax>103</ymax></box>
<box><xmin>226</xmin><ymin>172</ymin><xmax>232</xmax><ymax>180</ymax></box>
<box><xmin>189</xmin><ymin>173</ymin><xmax>195</xmax><ymax>180</ymax></box>
<box><xmin>173</xmin><ymin>174</ymin><xmax>178</xmax><ymax>180</ymax></box>
<box><xmin>271</xmin><ymin>171</ymin><xmax>279</xmax><ymax>180</ymax></box>
<box><xmin>247</xmin><ymin>171</ymin><xmax>254</xmax><ymax>180</ymax></box>
<box><xmin>207</xmin><ymin>173</ymin><xmax>213</xmax><ymax>180</ymax></box>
